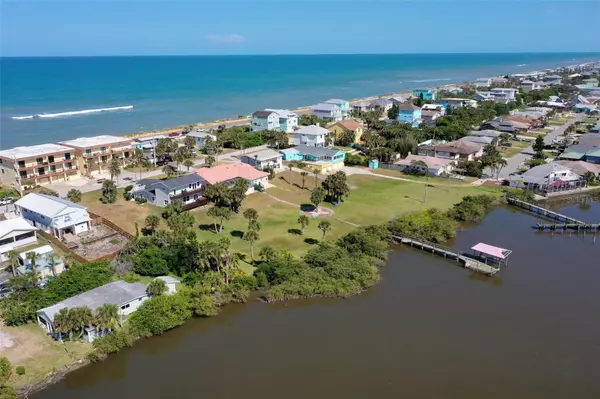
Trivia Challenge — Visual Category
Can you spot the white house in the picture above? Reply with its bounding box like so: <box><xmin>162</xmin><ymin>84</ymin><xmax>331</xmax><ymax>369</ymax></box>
<box><xmin>393</xmin><ymin>154</ymin><xmax>455</xmax><ymax>176</ymax></box>
<box><xmin>155</xmin><ymin>276</ymin><xmax>180</xmax><ymax>295</ymax></box>
<box><xmin>310</xmin><ymin>103</ymin><xmax>342</xmax><ymax>121</ymax></box>
<box><xmin>474</xmin><ymin>78</ymin><xmax>492</xmax><ymax>88</ymax></box>
<box><xmin>265</xmin><ymin>109</ymin><xmax>299</xmax><ymax>133</ymax></box>
<box><xmin>438</xmin><ymin>98</ymin><xmax>478</xmax><ymax>108</ymax></box>
<box><xmin>15</xmin><ymin>193</ymin><xmax>91</xmax><ymax>238</ymax></box>
<box><xmin>289</xmin><ymin>125</ymin><xmax>331</xmax><ymax>147</ymax></box>
<box><xmin>508</xmin><ymin>163</ymin><xmax>581</xmax><ymax>192</ymax></box>
<box><xmin>490</xmin><ymin>88</ymin><xmax>519</xmax><ymax>101</ymax></box>
<box><xmin>37</xmin><ymin>280</ymin><xmax>150</xmax><ymax>342</ymax></box>
<box><xmin>131</xmin><ymin>173</ymin><xmax>208</xmax><ymax>208</ymax></box>
<box><xmin>521</xmin><ymin>80</ymin><xmax>543</xmax><ymax>93</ymax></box>
<box><xmin>240</xmin><ymin>148</ymin><xmax>283</xmax><ymax>170</ymax></box>
<box><xmin>187</xmin><ymin>130</ymin><xmax>217</xmax><ymax>148</ymax></box>
<box><xmin>0</xmin><ymin>217</ymin><xmax>38</xmax><ymax>263</ymax></box>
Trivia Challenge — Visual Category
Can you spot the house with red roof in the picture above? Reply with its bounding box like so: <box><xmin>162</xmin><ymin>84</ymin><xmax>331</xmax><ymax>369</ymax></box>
<box><xmin>195</xmin><ymin>163</ymin><xmax>269</xmax><ymax>194</ymax></box>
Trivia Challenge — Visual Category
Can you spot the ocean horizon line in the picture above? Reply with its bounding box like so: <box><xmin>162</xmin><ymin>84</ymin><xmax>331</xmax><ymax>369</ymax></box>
<box><xmin>3</xmin><ymin>51</ymin><xmax>600</xmax><ymax>59</ymax></box>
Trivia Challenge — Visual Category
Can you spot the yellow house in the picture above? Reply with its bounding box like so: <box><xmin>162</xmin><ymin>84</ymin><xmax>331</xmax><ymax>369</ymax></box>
<box><xmin>328</xmin><ymin>120</ymin><xmax>363</xmax><ymax>144</ymax></box>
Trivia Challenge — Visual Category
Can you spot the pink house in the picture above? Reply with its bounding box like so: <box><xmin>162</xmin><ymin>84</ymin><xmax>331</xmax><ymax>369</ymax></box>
<box><xmin>195</xmin><ymin>163</ymin><xmax>268</xmax><ymax>194</ymax></box>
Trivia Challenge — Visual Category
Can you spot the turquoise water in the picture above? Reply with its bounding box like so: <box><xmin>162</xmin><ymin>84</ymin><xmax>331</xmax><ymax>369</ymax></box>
<box><xmin>1</xmin><ymin>53</ymin><xmax>599</xmax><ymax>149</ymax></box>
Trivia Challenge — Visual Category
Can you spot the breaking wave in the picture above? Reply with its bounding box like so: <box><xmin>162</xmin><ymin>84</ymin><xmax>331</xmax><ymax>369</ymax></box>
<box><xmin>517</xmin><ymin>64</ymin><xmax>528</xmax><ymax>67</ymax></box>
<box><xmin>11</xmin><ymin>105</ymin><xmax>134</xmax><ymax>120</ymax></box>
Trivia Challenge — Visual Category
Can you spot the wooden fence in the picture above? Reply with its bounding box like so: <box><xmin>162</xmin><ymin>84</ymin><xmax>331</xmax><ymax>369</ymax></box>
<box><xmin>88</xmin><ymin>211</ymin><xmax>134</xmax><ymax>240</ymax></box>
<box><xmin>37</xmin><ymin>230</ymin><xmax>88</xmax><ymax>264</ymax></box>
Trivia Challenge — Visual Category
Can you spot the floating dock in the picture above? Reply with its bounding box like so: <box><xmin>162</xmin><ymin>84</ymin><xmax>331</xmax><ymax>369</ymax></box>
<box><xmin>392</xmin><ymin>235</ymin><xmax>500</xmax><ymax>276</ymax></box>
<box><xmin>506</xmin><ymin>197</ymin><xmax>586</xmax><ymax>225</ymax></box>
<box><xmin>535</xmin><ymin>222</ymin><xmax>600</xmax><ymax>232</ymax></box>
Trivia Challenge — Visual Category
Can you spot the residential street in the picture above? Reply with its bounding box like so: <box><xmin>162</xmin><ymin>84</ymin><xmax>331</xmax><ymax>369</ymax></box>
<box><xmin>489</xmin><ymin>113</ymin><xmax>584</xmax><ymax>179</ymax></box>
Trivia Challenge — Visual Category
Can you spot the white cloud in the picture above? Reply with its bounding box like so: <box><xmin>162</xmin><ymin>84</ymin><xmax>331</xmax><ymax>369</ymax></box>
<box><xmin>205</xmin><ymin>34</ymin><xmax>245</xmax><ymax>44</ymax></box>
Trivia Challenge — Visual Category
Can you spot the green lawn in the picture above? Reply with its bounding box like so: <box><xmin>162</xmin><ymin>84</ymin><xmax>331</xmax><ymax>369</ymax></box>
<box><xmin>322</xmin><ymin>175</ymin><xmax>503</xmax><ymax>226</ymax></box>
<box><xmin>548</xmin><ymin>118</ymin><xmax>570</xmax><ymax>125</ymax></box>
<box><xmin>370</xmin><ymin>168</ymin><xmax>476</xmax><ymax>184</ymax></box>
<box><xmin>501</xmin><ymin>141</ymin><xmax>530</xmax><ymax>158</ymax></box>
<box><xmin>583</xmin><ymin>117</ymin><xmax>598</xmax><ymax>124</ymax></box>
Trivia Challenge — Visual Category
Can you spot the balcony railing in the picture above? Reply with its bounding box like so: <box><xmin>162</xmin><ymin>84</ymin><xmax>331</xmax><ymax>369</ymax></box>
<box><xmin>170</xmin><ymin>187</ymin><xmax>204</xmax><ymax>199</ymax></box>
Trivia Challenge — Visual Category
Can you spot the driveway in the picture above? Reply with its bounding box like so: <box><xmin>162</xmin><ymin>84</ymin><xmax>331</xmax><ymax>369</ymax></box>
<box><xmin>489</xmin><ymin>114</ymin><xmax>583</xmax><ymax>179</ymax></box>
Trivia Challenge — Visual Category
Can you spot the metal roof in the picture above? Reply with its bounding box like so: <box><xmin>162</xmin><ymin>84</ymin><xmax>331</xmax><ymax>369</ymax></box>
<box><xmin>136</xmin><ymin>173</ymin><xmax>207</xmax><ymax>192</ymax></box>
<box><xmin>37</xmin><ymin>281</ymin><xmax>148</xmax><ymax>324</ymax></box>
<box><xmin>0</xmin><ymin>217</ymin><xmax>38</xmax><ymax>241</ymax></box>
<box><xmin>15</xmin><ymin>193</ymin><xmax>87</xmax><ymax>219</ymax></box>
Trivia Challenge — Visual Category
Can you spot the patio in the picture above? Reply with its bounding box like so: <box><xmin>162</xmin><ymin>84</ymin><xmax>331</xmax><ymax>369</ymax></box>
<box><xmin>63</xmin><ymin>224</ymin><xmax>129</xmax><ymax>260</ymax></box>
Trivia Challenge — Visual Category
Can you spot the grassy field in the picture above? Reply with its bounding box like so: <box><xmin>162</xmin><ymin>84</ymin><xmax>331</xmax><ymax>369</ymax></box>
<box><xmin>583</xmin><ymin>117</ymin><xmax>598</xmax><ymax>124</ymax></box>
<box><xmin>0</xmin><ymin>323</ymin><xmax>89</xmax><ymax>390</ymax></box>
<box><xmin>370</xmin><ymin>168</ymin><xmax>476</xmax><ymax>184</ymax></box>
<box><xmin>80</xmin><ymin>171</ymin><xmax>503</xmax><ymax>268</ymax></box>
<box><xmin>321</xmin><ymin>174</ymin><xmax>503</xmax><ymax>226</ymax></box>
<box><xmin>548</xmin><ymin>118</ymin><xmax>570</xmax><ymax>125</ymax></box>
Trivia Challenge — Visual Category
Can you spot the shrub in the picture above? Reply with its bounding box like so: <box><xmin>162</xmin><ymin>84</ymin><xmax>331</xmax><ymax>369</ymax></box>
<box><xmin>92</xmin><ymin>328</ymin><xmax>135</xmax><ymax>355</ymax></box>
<box><xmin>129</xmin><ymin>293</ymin><xmax>192</xmax><ymax>337</ymax></box>
<box><xmin>123</xmin><ymin>192</ymin><xmax>133</xmax><ymax>201</ymax></box>
<box><xmin>135</xmin><ymin>197</ymin><xmax>148</xmax><ymax>204</ymax></box>
<box><xmin>345</xmin><ymin>153</ymin><xmax>365</xmax><ymax>166</ymax></box>
<box><xmin>122</xmin><ymin>273</ymin><xmax>141</xmax><ymax>283</ymax></box>
<box><xmin>15</xmin><ymin>366</ymin><xmax>25</xmax><ymax>376</ymax></box>
<box><xmin>124</xmin><ymin>185</ymin><xmax>134</xmax><ymax>193</ymax></box>
<box><xmin>0</xmin><ymin>357</ymin><xmax>12</xmax><ymax>384</ymax></box>
<box><xmin>134</xmin><ymin>247</ymin><xmax>169</xmax><ymax>276</ymax></box>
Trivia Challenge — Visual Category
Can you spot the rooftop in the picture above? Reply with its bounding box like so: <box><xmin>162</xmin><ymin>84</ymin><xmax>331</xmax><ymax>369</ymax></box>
<box><xmin>265</xmin><ymin>109</ymin><xmax>297</xmax><ymax>118</ymax></box>
<box><xmin>15</xmin><ymin>193</ymin><xmax>87</xmax><ymax>218</ymax></box>
<box><xmin>0</xmin><ymin>217</ymin><xmax>38</xmax><ymax>241</ymax></box>
<box><xmin>398</xmin><ymin>103</ymin><xmax>421</xmax><ymax>111</ymax></box>
<box><xmin>394</xmin><ymin>154</ymin><xmax>454</xmax><ymax>169</ymax></box>
<box><xmin>242</xmin><ymin>148</ymin><xmax>282</xmax><ymax>161</ymax></box>
<box><xmin>59</xmin><ymin>135</ymin><xmax>131</xmax><ymax>149</ymax></box>
<box><xmin>420</xmin><ymin>140</ymin><xmax>483</xmax><ymax>155</ymax></box>
<box><xmin>19</xmin><ymin>245</ymin><xmax>53</xmax><ymax>261</ymax></box>
<box><xmin>187</xmin><ymin>131</ymin><xmax>216</xmax><ymax>139</ymax></box>
<box><xmin>471</xmin><ymin>243</ymin><xmax>512</xmax><ymax>260</ymax></box>
<box><xmin>330</xmin><ymin>119</ymin><xmax>361</xmax><ymax>131</ymax></box>
<box><xmin>136</xmin><ymin>173</ymin><xmax>207</xmax><ymax>192</ymax></box>
<box><xmin>292</xmin><ymin>145</ymin><xmax>342</xmax><ymax>158</ymax></box>
<box><xmin>37</xmin><ymin>281</ymin><xmax>148</xmax><ymax>324</ymax></box>
<box><xmin>294</xmin><ymin>125</ymin><xmax>331</xmax><ymax>136</ymax></box>
<box><xmin>0</xmin><ymin>143</ymin><xmax>74</xmax><ymax>160</ymax></box>
<box><xmin>324</xmin><ymin>99</ymin><xmax>347</xmax><ymax>104</ymax></box>
<box><xmin>195</xmin><ymin>163</ymin><xmax>268</xmax><ymax>184</ymax></box>
<box><xmin>311</xmin><ymin>103</ymin><xmax>341</xmax><ymax>112</ymax></box>
<box><xmin>252</xmin><ymin>110</ymin><xmax>276</xmax><ymax>118</ymax></box>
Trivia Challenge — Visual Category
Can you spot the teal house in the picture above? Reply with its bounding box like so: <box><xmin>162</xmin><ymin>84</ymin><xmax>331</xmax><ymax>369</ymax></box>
<box><xmin>397</xmin><ymin>103</ymin><xmax>422</xmax><ymax>127</ymax></box>
<box><xmin>324</xmin><ymin>99</ymin><xmax>350</xmax><ymax>119</ymax></box>
<box><xmin>412</xmin><ymin>89</ymin><xmax>437</xmax><ymax>101</ymax></box>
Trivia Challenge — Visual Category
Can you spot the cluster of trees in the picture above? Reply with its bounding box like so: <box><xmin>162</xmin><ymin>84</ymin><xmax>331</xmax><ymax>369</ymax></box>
<box><xmin>524</xmin><ymin>135</ymin><xmax>548</xmax><ymax>168</ymax></box>
<box><xmin>255</xmin><ymin>225</ymin><xmax>387</xmax><ymax>302</ymax></box>
<box><xmin>202</xmin><ymin>179</ymin><xmax>249</xmax><ymax>234</ymax></box>
<box><xmin>299</xmin><ymin>114</ymin><xmax>328</xmax><ymax>127</ymax></box>
<box><xmin>388</xmin><ymin>194</ymin><xmax>498</xmax><ymax>243</ymax></box>
<box><xmin>205</xmin><ymin>126</ymin><xmax>288</xmax><ymax>151</ymax></box>
<box><xmin>0</xmin><ymin>261</ymin><xmax>113</xmax><ymax>326</ymax></box>
<box><xmin>321</xmin><ymin>171</ymin><xmax>350</xmax><ymax>203</ymax></box>
<box><xmin>457</xmin><ymin>139</ymin><xmax>508</xmax><ymax>178</ymax></box>
<box><xmin>52</xmin><ymin>303</ymin><xmax>119</xmax><ymax>342</ymax></box>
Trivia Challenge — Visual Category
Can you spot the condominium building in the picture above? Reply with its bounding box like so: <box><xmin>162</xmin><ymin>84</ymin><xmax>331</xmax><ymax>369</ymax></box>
<box><xmin>59</xmin><ymin>135</ymin><xmax>133</xmax><ymax>176</ymax></box>
<box><xmin>0</xmin><ymin>143</ymin><xmax>79</xmax><ymax>192</ymax></box>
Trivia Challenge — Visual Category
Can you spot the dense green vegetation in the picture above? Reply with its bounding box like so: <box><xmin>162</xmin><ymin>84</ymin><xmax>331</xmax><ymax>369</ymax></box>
<box><xmin>0</xmin><ymin>261</ymin><xmax>113</xmax><ymax>326</ymax></box>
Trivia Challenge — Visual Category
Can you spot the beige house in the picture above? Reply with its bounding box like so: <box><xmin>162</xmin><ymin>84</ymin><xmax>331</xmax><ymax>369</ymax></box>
<box><xmin>59</xmin><ymin>135</ymin><xmax>133</xmax><ymax>176</ymax></box>
<box><xmin>0</xmin><ymin>143</ymin><xmax>79</xmax><ymax>192</ymax></box>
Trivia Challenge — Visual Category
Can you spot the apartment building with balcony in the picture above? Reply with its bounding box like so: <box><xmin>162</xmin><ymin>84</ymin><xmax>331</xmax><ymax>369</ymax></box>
<box><xmin>59</xmin><ymin>135</ymin><xmax>133</xmax><ymax>177</ymax></box>
<box><xmin>0</xmin><ymin>143</ymin><xmax>79</xmax><ymax>192</ymax></box>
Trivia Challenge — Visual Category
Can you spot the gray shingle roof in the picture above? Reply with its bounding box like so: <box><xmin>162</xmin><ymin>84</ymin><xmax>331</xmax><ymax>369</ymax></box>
<box><xmin>253</xmin><ymin>110</ymin><xmax>275</xmax><ymax>117</ymax></box>
<box><xmin>38</xmin><ymin>281</ymin><xmax>148</xmax><ymax>324</ymax></box>
<box><xmin>137</xmin><ymin>173</ymin><xmax>207</xmax><ymax>192</ymax></box>
<box><xmin>294</xmin><ymin>145</ymin><xmax>341</xmax><ymax>158</ymax></box>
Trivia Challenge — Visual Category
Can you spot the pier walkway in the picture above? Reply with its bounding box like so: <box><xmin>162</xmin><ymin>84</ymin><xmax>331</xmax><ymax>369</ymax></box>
<box><xmin>391</xmin><ymin>234</ymin><xmax>500</xmax><ymax>276</ymax></box>
<box><xmin>506</xmin><ymin>197</ymin><xmax>600</xmax><ymax>232</ymax></box>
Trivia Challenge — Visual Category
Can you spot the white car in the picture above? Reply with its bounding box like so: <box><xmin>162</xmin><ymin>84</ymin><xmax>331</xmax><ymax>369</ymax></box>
<box><xmin>0</xmin><ymin>197</ymin><xmax>14</xmax><ymax>205</ymax></box>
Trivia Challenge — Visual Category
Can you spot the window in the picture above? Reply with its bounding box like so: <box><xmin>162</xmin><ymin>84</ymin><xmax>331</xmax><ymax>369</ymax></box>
<box><xmin>50</xmin><ymin>165</ymin><xmax>56</xmax><ymax>173</ymax></box>
<box><xmin>100</xmin><ymin>146</ymin><xmax>106</xmax><ymax>153</ymax></box>
<box><xmin>38</xmin><ymin>167</ymin><xmax>45</xmax><ymax>175</ymax></box>
<box><xmin>65</xmin><ymin>153</ymin><xmax>71</xmax><ymax>160</ymax></box>
<box><xmin>121</xmin><ymin>303</ymin><xmax>130</xmax><ymax>310</ymax></box>
<box><xmin>36</xmin><ymin>157</ymin><xmax>43</xmax><ymax>165</ymax></box>
<box><xmin>164</xmin><ymin>200</ymin><xmax>168</xmax><ymax>205</ymax></box>
<box><xmin>48</xmin><ymin>155</ymin><xmax>55</xmax><ymax>163</ymax></box>
<box><xmin>85</xmin><ymin>149</ymin><xmax>92</xmax><ymax>156</ymax></box>
<box><xmin>66</xmin><ymin>162</ymin><xmax>72</xmax><ymax>170</ymax></box>
<box><xmin>183</xmin><ymin>196</ymin><xmax>190</xmax><ymax>202</ymax></box>
<box><xmin>18</xmin><ymin>161</ymin><xmax>25</xmax><ymax>168</ymax></box>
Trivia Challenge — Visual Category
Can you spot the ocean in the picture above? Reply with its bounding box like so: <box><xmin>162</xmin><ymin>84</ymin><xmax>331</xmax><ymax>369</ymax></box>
<box><xmin>1</xmin><ymin>53</ymin><xmax>599</xmax><ymax>149</ymax></box>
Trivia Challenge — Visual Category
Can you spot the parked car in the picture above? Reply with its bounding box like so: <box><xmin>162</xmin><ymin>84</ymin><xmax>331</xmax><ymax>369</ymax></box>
<box><xmin>0</xmin><ymin>197</ymin><xmax>14</xmax><ymax>205</ymax></box>
<box><xmin>168</xmin><ymin>131</ymin><xmax>181</xmax><ymax>137</ymax></box>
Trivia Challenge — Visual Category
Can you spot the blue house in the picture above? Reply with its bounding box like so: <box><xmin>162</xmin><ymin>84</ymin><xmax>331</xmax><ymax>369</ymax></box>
<box><xmin>279</xmin><ymin>145</ymin><xmax>346</xmax><ymax>173</ymax></box>
<box><xmin>412</xmin><ymin>89</ymin><xmax>437</xmax><ymax>101</ymax></box>
<box><xmin>397</xmin><ymin>103</ymin><xmax>422</xmax><ymax>127</ymax></box>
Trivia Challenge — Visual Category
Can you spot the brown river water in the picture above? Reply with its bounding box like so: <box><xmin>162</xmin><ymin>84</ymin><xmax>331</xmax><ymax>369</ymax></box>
<box><xmin>34</xmin><ymin>200</ymin><xmax>600</xmax><ymax>399</ymax></box>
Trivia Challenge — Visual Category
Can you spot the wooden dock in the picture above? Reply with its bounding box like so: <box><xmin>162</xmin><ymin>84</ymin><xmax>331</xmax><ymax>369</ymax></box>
<box><xmin>391</xmin><ymin>235</ymin><xmax>500</xmax><ymax>276</ymax></box>
<box><xmin>536</xmin><ymin>222</ymin><xmax>600</xmax><ymax>232</ymax></box>
<box><xmin>506</xmin><ymin>197</ymin><xmax>586</xmax><ymax>225</ymax></box>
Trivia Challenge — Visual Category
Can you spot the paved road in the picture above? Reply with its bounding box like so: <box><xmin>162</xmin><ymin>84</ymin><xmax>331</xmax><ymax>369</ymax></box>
<box><xmin>490</xmin><ymin>114</ymin><xmax>583</xmax><ymax>179</ymax></box>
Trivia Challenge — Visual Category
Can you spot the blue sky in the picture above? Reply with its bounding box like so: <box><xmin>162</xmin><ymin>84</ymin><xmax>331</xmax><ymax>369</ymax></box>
<box><xmin>2</xmin><ymin>0</ymin><xmax>600</xmax><ymax>56</ymax></box>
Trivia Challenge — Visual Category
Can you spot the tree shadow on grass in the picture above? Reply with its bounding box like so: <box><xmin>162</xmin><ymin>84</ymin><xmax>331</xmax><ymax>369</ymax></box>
<box><xmin>230</xmin><ymin>230</ymin><xmax>244</xmax><ymax>239</ymax></box>
<box><xmin>304</xmin><ymin>238</ymin><xmax>319</xmax><ymax>245</ymax></box>
<box><xmin>288</xmin><ymin>228</ymin><xmax>302</xmax><ymax>235</ymax></box>
<box><xmin>199</xmin><ymin>224</ymin><xmax>218</xmax><ymax>233</ymax></box>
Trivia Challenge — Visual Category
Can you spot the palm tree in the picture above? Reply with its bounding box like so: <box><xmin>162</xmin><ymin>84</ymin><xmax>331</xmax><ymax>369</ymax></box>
<box><xmin>297</xmin><ymin>215</ymin><xmax>309</xmax><ymax>235</ymax></box>
<box><xmin>259</xmin><ymin>246</ymin><xmax>277</xmax><ymax>263</ymax></box>
<box><xmin>144</xmin><ymin>214</ymin><xmax>160</xmax><ymax>235</ymax></box>
<box><xmin>71</xmin><ymin>306</ymin><xmax>94</xmax><ymax>339</ymax></box>
<box><xmin>95</xmin><ymin>303</ymin><xmax>119</xmax><ymax>335</ymax></box>
<box><xmin>161</xmin><ymin>164</ymin><xmax>176</xmax><ymax>179</ymax></box>
<box><xmin>53</xmin><ymin>308</ymin><xmax>73</xmax><ymax>342</ymax></box>
<box><xmin>47</xmin><ymin>254</ymin><xmax>61</xmax><ymax>277</ymax></box>
<box><xmin>205</xmin><ymin>155</ymin><xmax>216</xmax><ymax>168</ymax></box>
<box><xmin>313</xmin><ymin>168</ymin><xmax>321</xmax><ymax>188</ymax></box>
<box><xmin>6</xmin><ymin>250</ymin><xmax>21</xmax><ymax>277</ymax></box>
<box><xmin>287</xmin><ymin>163</ymin><xmax>293</xmax><ymax>184</ymax></box>
<box><xmin>130</xmin><ymin>148</ymin><xmax>147</xmax><ymax>180</ymax></box>
<box><xmin>108</xmin><ymin>157</ymin><xmax>122</xmax><ymax>184</ymax></box>
<box><xmin>243</xmin><ymin>229</ymin><xmax>259</xmax><ymax>260</ymax></box>
<box><xmin>410</xmin><ymin>159</ymin><xmax>429</xmax><ymax>203</ymax></box>
<box><xmin>66</xmin><ymin>189</ymin><xmax>82</xmax><ymax>203</ymax></box>
<box><xmin>318</xmin><ymin>220</ymin><xmax>332</xmax><ymax>240</ymax></box>
<box><xmin>147</xmin><ymin>279</ymin><xmax>168</xmax><ymax>296</ymax></box>
<box><xmin>183</xmin><ymin>159</ymin><xmax>194</xmax><ymax>172</ymax></box>
<box><xmin>300</xmin><ymin>171</ymin><xmax>308</xmax><ymax>189</ymax></box>
<box><xmin>25</xmin><ymin>251</ymin><xmax>39</xmax><ymax>269</ymax></box>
